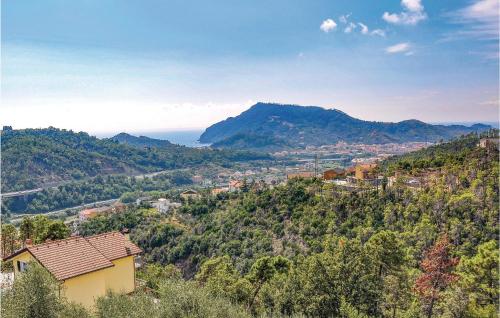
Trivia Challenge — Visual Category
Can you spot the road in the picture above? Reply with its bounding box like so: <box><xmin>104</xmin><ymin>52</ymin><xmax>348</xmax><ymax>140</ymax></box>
<box><xmin>9</xmin><ymin>198</ymin><xmax>119</xmax><ymax>224</ymax></box>
<box><xmin>1</xmin><ymin>188</ymin><xmax>44</xmax><ymax>198</ymax></box>
<box><xmin>1</xmin><ymin>168</ymin><xmax>181</xmax><ymax>200</ymax></box>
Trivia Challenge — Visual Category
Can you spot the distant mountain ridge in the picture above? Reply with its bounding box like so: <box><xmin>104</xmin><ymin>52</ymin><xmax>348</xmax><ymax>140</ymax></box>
<box><xmin>200</xmin><ymin>103</ymin><xmax>491</xmax><ymax>149</ymax></box>
<box><xmin>109</xmin><ymin>133</ymin><xmax>174</xmax><ymax>148</ymax></box>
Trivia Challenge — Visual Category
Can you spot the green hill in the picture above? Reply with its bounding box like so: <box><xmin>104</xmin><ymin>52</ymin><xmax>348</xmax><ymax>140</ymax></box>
<box><xmin>1</xmin><ymin>127</ymin><xmax>269</xmax><ymax>192</ymax></box>
<box><xmin>200</xmin><ymin>103</ymin><xmax>491</xmax><ymax>149</ymax></box>
<box><xmin>109</xmin><ymin>132</ymin><xmax>175</xmax><ymax>149</ymax></box>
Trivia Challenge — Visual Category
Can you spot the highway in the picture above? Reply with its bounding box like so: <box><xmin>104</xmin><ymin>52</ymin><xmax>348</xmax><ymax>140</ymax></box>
<box><xmin>1</xmin><ymin>169</ymin><xmax>178</xmax><ymax>200</ymax></box>
<box><xmin>9</xmin><ymin>198</ymin><xmax>120</xmax><ymax>225</ymax></box>
<box><xmin>1</xmin><ymin>188</ymin><xmax>43</xmax><ymax>198</ymax></box>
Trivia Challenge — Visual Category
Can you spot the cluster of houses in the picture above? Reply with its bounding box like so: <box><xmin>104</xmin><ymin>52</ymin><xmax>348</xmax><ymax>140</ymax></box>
<box><xmin>78</xmin><ymin>191</ymin><xmax>202</xmax><ymax>223</ymax></box>
<box><xmin>210</xmin><ymin>179</ymin><xmax>244</xmax><ymax>195</ymax></box>
<box><xmin>286</xmin><ymin>161</ymin><xmax>436</xmax><ymax>190</ymax></box>
<box><xmin>286</xmin><ymin>162</ymin><xmax>381</xmax><ymax>187</ymax></box>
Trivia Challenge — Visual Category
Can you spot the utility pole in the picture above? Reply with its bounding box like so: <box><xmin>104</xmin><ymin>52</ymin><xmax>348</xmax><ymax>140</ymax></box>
<box><xmin>314</xmin><ymin>154</ymin><xmax>319</xmax><ymax>177</ymax></box>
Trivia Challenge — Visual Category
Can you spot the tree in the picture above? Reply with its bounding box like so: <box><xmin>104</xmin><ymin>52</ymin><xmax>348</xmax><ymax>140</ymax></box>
<box><xmin>138</xmin><ymin>263</ymin><xmax>181</xmax><ymax>290</ymax></box>
<box><xmin>157</xmin><ymin>279</ymin><xmax>251</xmax><ymax>318</ymax></box>
<box><xmin>1</xmin><ymin>224</ymin><xmax>18</xmax><ymax>258</ymax></box>
<box><xmin>32</xmin><ymin>215</ymin><xmax>51</xmax><ymax>243</ymax></box>
<box><xmin>95</xmin><ymin>292</ymin><xmax>158</xmax><ymax>318</ymax></box>
<box><xmin>246</xmin><ymin>256</ymin><xmax>290</xmax><ymax>310</ymax></box>
<box><xmin>45</xmin><ymin>221</ymin><xmax>71</xmax><ymax>241</ymax></box>
<box><xmin>414</xmin><ymin>234</ymin><xmax>459</xmax><ymax>318</ymax></box>
<box><xmin>365</xmin><ymin>230</ymin><xmax>405</xmax><ymax>278</ymax></box>
<box><xmin>196</xmin><ymin>256</ymin><xmax>252</xmax><ymax>304</ymax></box>
<box><xmin>19</xmin><ymin>217</ymin><xmax>34</xmax><ymax>243</ymax></box>
<box><xmin>382</xmin><ymin>272</ymin><xmax>412</xmax><ymax>318</ymax></box>
<box><xmin>458</xmin><ymin>240</ymin><xmax>498</xmax><ymax>317</ymax></box>
<box><xmin>1</xmin><ymin>262</ymin><xmax>62</xmax><ymax>318</ymax></box>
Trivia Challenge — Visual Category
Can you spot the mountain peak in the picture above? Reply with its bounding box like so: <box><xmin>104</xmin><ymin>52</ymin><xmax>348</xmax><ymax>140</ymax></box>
<box><xmin>200</xmin><ymin>103</ymin><xmax>491</xmax><ymax>149</ymax></box>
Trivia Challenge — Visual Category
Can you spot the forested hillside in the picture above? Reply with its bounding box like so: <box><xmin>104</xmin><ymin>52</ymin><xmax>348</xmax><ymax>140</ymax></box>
<box><xmin>200</xmin><ymin>103</ymin><xmax>491</xmax><ymax>149</ymax></box>
<box><xmin>75</xmin><ymin>133</ymin><xmax>498</xmax><ymax>317</ymax></box>
<box><xmin>1</xmin><ymin>127</ymin><xmax>268</xmax><ymax>192</ymax></box>
<box><xmin>109</xmin><ymin>132</ymin><xmax>175</xmax><ymax>148</ymax></box>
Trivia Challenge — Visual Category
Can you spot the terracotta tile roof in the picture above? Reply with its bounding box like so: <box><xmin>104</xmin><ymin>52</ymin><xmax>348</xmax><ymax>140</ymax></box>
<box><xmin>86</xmin><ymin>232</ymin><xmax>142</xmax><ymax>261</ymax></box>
<box><xmin>26</xmin><ymin>237</ymin><xmax>114</xmax><ymax>281</ymax></box>
<box><xmin>3</xmin><ymin>232</ymin><xmax>142</xmax><ymax>281</ymax></box>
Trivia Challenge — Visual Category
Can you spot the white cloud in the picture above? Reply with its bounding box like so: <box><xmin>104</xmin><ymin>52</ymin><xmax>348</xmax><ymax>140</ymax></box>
<box><xmin>447</xmin><ymin>0</ymin><xmax>499</xmax><ymax>40</ymax></box>
<box><xmin>358</xmin><ymin>23</ymin><xmax>369</xmax><ymax>34</ymax></box>
<box><xmin>320</xmin><ymin>19</ymin><xmax>337</xmax><ymax>32</ymax></box>
<box><xmin>357</xmin><ymin>22</ymin><xmax>385</xmax><ymax>37</ymax></box>
<box><xmin>385</xmin><ymin>42</ymin><xmax>411</xmax><ymax>54</ymax></box>
<box><xmin>344</xmin><ymin>22</ymin><xmax>357</xmax><ymax>33</ymax></box>
<box><xmin>371</xmin><ymin>29</ymin><xmax>386</xmax><ymax>37</ymax></box>
<box><xmin>339</xmin><ymin>14</ymin><xmax>350</xmax><ymax>24</ymax></box>
<box><xmin>336</xmin><ymin>14</ymin><xmax>385</xmax><ymax>37</ymax></box>
<box><xmin>402</xmin><ymin>0</ymin><xmax>424</xmax><ymax>12</ymax></box>
<box><xmin>383</xmin><ymin>0</ymin><xmax>427</xmax><ymax>25</ymax></box>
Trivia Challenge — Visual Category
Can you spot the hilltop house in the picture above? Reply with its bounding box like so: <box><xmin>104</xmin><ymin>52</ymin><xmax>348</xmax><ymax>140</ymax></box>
<box><xmin>79</xmin><ymin>202</ymin><xmax>127</xmax><ymax>221</ymax></box>
<box><xmin>152</xmin><ymin>198</ymin><xmax>181</xmax><ymax>213</ymax></box>
<box><xmin>3</xmin><ymin>232</ymin><xmax>142</xmax><ymax>308</ymax></box>
<box><xmin>180</xmin><ymin>189</ymin><xmax>200</xmax><ymax>200</ymax></box>
<box><xmin>479</xmin><ymin>137</ymin><xmax>499</xmax><ymax>149</ymax></box>
<box><xmin>355</xmin><ymin>163</ymin><xmax>377</xmax><ymax>180</ymax></box>
<box><xmin>229</xmin><ymin>180</ymin><xmax>244</xmax><ymax>192</ymax></box>
<box><xmin>323</xmin><ymin>168</ymin><xmax>345</xmax><ymax>180</ymax></box>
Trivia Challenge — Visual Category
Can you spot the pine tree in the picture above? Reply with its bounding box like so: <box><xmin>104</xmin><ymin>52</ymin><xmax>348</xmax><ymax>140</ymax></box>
<box><xmin>414</xmin><ymin>234</ymin><xmax>459</xmax><ymax>318</ymax></box>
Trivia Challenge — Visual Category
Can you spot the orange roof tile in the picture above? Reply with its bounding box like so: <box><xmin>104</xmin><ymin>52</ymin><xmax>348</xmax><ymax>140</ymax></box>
<box><xmin>26</xmin><ymin>237</ymin><xmax>114</xmax><ymax>281</ymax></box>
<box><xmin>86</xmin><ymin>232</ymin><xmax>142</xmax><ymax>261</ymax></box>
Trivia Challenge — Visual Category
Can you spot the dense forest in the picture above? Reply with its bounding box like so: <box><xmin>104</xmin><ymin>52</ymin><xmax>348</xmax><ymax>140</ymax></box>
<box><xmin>1</xmin><ymin>172</ymin><xmax>192</xmax><ymax>215</ymax></box>
<box><xmin>60</xmin><ymin>132</ymin><xmax>499</xmax><ymax>317</ymax></box>
<box><xmin>1</xmin><ymin>127</ymin><xmax>269</xmax><ymax>192</ymax></box>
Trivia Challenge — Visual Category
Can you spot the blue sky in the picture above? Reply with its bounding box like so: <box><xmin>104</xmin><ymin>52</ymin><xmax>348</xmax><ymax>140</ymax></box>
<box><xmin>2</xmin><ymin>0</ymin><xmax>498</xmax><ymax>133</ymax></box>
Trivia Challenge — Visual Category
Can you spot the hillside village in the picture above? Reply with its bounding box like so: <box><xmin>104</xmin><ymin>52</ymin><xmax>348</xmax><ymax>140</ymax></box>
<box><xmin>1</xmin><ymin>132</ymin><xmax>497</xmax><ymax>316</ymax></box>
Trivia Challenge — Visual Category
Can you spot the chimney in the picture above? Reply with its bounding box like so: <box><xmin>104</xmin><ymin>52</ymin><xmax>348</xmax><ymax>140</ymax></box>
<box><xmin>25</xmin><ymin>239</ymin><xmax>33</xmax><ymax>247</ymax></box>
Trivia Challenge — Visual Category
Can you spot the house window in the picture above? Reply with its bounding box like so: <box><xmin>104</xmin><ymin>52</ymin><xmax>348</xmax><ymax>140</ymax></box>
<box><xmin>17</xmin><ymin>261</ymin><xmax>28</xmax><ymax>272</ymax></box>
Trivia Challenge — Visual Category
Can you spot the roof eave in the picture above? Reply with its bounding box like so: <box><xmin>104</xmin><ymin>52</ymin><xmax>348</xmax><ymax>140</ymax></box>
<box><xmin>2</xmin><ymin>247</ymin><xmax>30</xmax><ymax>262</ymax></box>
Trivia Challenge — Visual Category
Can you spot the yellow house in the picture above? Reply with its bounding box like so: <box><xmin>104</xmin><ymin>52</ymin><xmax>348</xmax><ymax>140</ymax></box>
<box><xmin>355</xmin><ymin>163</ymin><xmax>377</xmax><ymax>180</ymax></box>
<box><xmin>3</xmin><ymin>231</ymin><xmax>142</xmax><ymax>309</ymax></box>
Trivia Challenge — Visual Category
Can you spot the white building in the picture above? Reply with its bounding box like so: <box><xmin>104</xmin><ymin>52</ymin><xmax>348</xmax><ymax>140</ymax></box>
<box><xmin>152</xmin><ymin>198</ymin><xmax>181</xmax><ymax>214</ymax></box>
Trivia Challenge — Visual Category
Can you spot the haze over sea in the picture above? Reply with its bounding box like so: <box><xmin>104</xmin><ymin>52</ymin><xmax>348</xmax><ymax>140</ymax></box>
<box><xmin>97</xmin><ymin>130</ymin><xmax>208</xmax><ymax>147</ymax></box>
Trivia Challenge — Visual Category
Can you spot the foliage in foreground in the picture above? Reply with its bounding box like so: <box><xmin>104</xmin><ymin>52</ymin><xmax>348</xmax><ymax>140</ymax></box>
<box><xmin>1</xmin><ymin>263</ymin><xmax>250</xmax><ymax>318</ymax></box>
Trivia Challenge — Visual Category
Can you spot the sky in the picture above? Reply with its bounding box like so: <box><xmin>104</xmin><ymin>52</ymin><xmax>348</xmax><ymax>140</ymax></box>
<box><xmin>1</xmin><ymin>0</ymin><xmax>499</xmax><ymax>134</ymax></box>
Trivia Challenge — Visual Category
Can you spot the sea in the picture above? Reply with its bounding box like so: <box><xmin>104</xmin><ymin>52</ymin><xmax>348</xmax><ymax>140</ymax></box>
<box><xmin>140</xmin><ymin>130</ymin><xmax>209</xmax><ymax>147</ymax></box>
<box><xmin>96</xmin><ymin>130</ymin><xmax>210</xmax><ymax>147</ymax></box>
